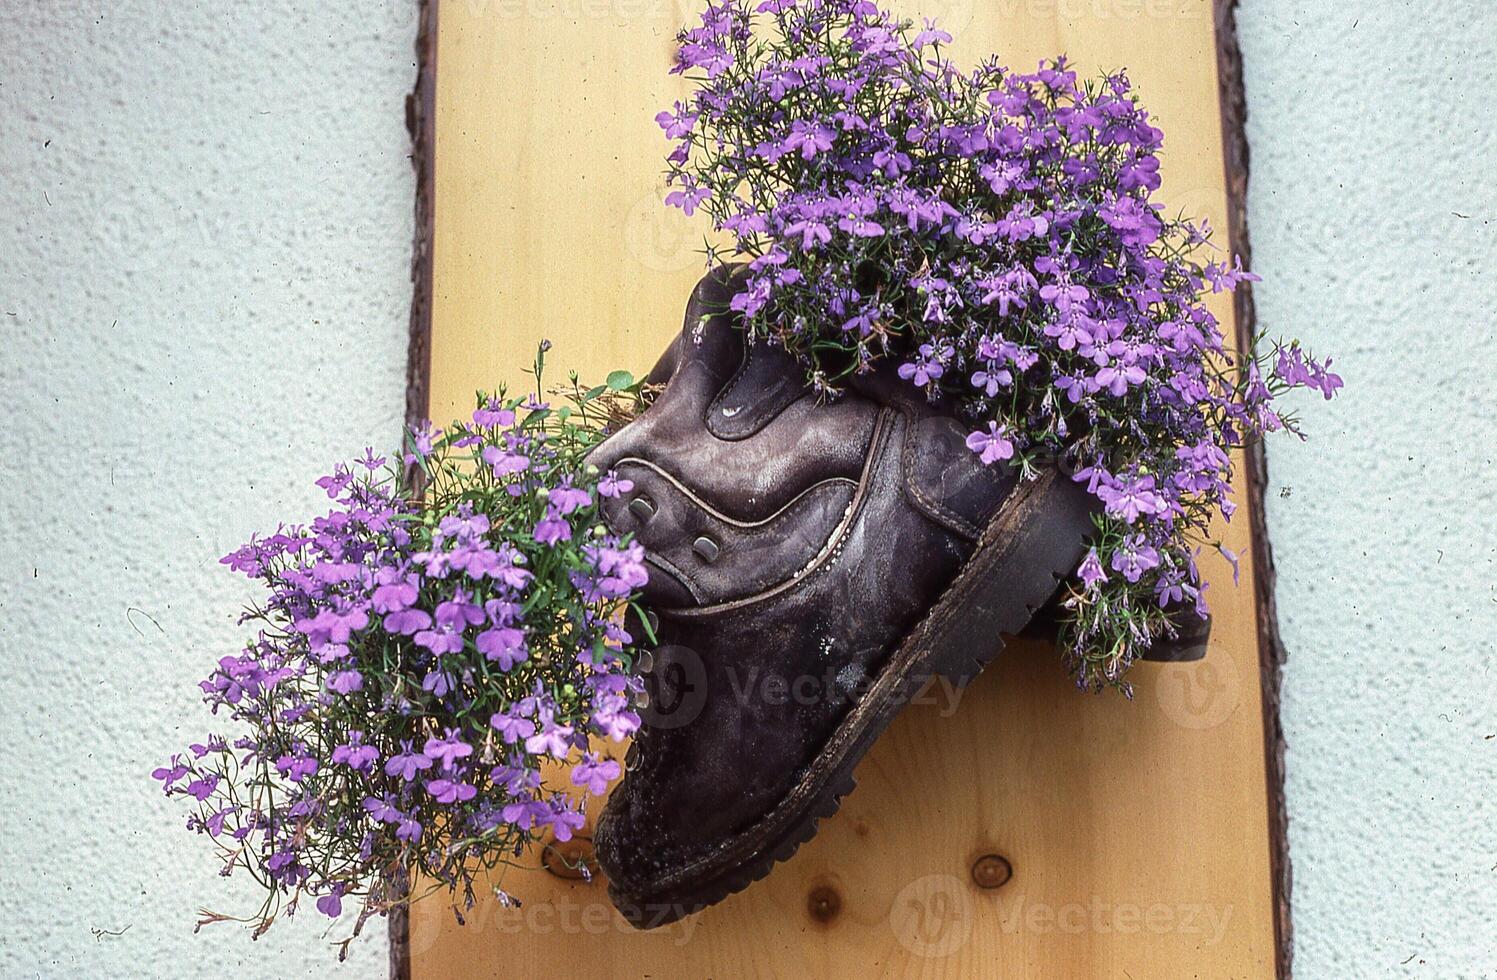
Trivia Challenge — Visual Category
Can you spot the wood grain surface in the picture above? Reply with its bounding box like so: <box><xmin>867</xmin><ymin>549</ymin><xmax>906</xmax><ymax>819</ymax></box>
<box><xmin>410</xmin><ymin>1</ymin><xmax>1278</xmax><ymax>975</ymax></box>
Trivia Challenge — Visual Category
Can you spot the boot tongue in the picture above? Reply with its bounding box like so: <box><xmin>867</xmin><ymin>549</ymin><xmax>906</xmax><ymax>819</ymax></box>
<box><xmin>705</xmin><ymin>330</ymin><xmax>812</xmax><ymax>440</ymax></box>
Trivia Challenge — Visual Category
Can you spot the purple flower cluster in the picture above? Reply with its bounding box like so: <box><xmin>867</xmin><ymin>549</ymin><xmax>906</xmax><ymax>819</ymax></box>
<box><xmin>155</xmin><ymin>374</ymin><xmax>648</xmax><ymax>944</ymax></box>
<box><xmin>662</xmin><ymin>0</ymin><xmax>1339</xmax><ymax>689</ymax></box>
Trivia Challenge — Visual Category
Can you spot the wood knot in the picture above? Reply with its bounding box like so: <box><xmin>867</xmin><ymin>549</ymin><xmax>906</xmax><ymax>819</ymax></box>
<box><xmin>971</xmin><ymin>853</ymin><xmax>1013</xmax><ymax>889</ymax></box>
<box><xmin>807</xmin><ymin>884</ymin><xmax>842</xmax><ymax>923</ymax></box>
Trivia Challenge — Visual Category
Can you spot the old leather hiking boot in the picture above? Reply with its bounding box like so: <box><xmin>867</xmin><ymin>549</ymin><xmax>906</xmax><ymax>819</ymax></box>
<box><xmin>586</xmin><ymin>268</ymin><xmax>1096</xmax><ymax>928</ymax></box>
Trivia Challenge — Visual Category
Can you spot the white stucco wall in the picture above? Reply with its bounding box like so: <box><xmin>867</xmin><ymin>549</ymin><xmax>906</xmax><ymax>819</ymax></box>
<box><xmin>0</xmin><ymin>2</ymin><xmax>416</xmax><ymax>976</ymax></box>
<box><xmin>1240</xmin><ymin>2</ymin><xmax>1497</xmax><ymax>976</ymax></box>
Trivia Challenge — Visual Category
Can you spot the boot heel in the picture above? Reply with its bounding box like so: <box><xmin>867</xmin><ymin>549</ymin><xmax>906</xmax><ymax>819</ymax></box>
<box><xmin>1022</xmin><ymin>591</ymin><xmax>1213</xmax><ymax>662</ymax></box>
<box><xmin>911</xmin><ymin>467</ymin><xmax>1097</xmax><ymax>688</ymax></box>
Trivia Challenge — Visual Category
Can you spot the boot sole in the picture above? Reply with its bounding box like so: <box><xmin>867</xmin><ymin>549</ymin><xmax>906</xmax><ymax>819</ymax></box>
<box><xmin>607</xmin><ymin>467</ymin><xmax>1096</xmax><ymax>929</ymax></box>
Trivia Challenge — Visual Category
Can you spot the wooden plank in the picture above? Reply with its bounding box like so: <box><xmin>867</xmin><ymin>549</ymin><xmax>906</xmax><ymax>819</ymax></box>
<box><xmin>410</xmin><ymin>1</ymin><xmax>1279</xmax><ymax>975</ymax></box>
<box><xmin>1214</xmin><ymin>0</ymin><xmax>1293</xmax><ymax>970</ymax></box>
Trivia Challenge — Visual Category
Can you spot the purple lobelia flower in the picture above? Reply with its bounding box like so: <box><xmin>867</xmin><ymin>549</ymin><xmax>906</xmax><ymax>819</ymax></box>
<box><xmin>363</xmin><ymin>796</ymin><xmax>401</xmax><ymax>823</ymax></box>
<box><xmin>596</xmin><ymin>470</ymin><xmax>634</xmax><ymax>499</ymax></box>
<box><xmin>533</xmin><ymin>512</ymin><xmax>572</xmax><ymax>545</ymax></box>
<box><xmin>422</xmin><ymin>730</ymin><xmax>474</xmax><ymax>771</ymax></box>
<box><xmin>425</xmin><ymin>779</ymin><xmax>478</xmax><ymax>804</ymax></box>
<box><xmin>384</xmin><ymin>742</ymin><xmax>434</xmax><ymax>782</ymax></box>
<box><xmin>1110</xmin><ymin>536</ymin><xmax>1162</xmax><ymax>584</ymax></box>
<box><xmin>332</xmin><ymin>732</ymin><xmax>379</xmax><ymax>772</ymax></box>
<box><xmin>383</xmin><ymin>606</ymin><xmax>432</xmax><ymax>635</ymax></box>
<box><xmin>163</xmin><ymin>377</ymin><xmax>645</xmax><ymax>942</ymax></box>
<box><xmin>274</xmin><ymin>753</ymin><xmax>317</xmax><ymax>784</ymax></box>
<box><xmin>489</xmin><ymin>709</ymin><xmax>537</xmax><ymax>745</ymax></box>
<box><xmin>965</xmin><ymin>423</ymin><xmax>1015</xmax><ymax>466</ymax></box>
<box><xmin>472</xmin><ymin>400</ymin><xmax>516</xmax><ymax>428</ymax></box>
<box><xmin>543</xmin><ymin>800</ymin><xmax>587</xmax><ymax>843</ymax></box>
<box><xmin>422</xmin><ymin>668</ymin><xmax>457</xmax><ymax>698</ymax></box>
<box><xmin>658</xmin><ymin>0</ymin><xmax>1337</xmax><ymax>690</ymax></box>
<box><xmin>548</xmin><ymin>480</ymin><xmax>592</xmax><ymax>515</ymax></box>
<box><xmin>434</xmin><ymin>588</ymin><xmax>485</xmax><ymax>632</ymax></box>
<box><xmin>570</xmin><ymin>754</ymin><xmax>622</xmax><ymax>796</ymax></box>
<box><xmin>476</xmin><ymin>626</ymin><xmax>528</xmax><ymax>671</ymax></box>
<box><xmin>524</xmin><ymin>712</ymin><xmax>576</xmax><ymax>759</ymax></box>
<box><xmin>1097</xmin><ymin>474</ymin><xmax>1166</xmax><ymax>524</ymax></box>
<box><xmin>371</xmin><ymin>570</ymin><xmax>420</xmax><ymax>613</ymax></box>
<box><xmin>1077</xmin><ymin>549</ymin><xmax>1108</xmax><ymax>590</ymax></box>
<box><xmin>327</xmin><ymin>670</ymin><xmax>363</xmax><ymax>695</ymax></box>
<box><xmin>153</xmin><ymin>756</ymin><xmax>189</xmax><ymax>790</ymax></box>
<box><xmin>414</xmin><ymin>622</ymin><xmax>465</xmax><ymax>656</ymax></box>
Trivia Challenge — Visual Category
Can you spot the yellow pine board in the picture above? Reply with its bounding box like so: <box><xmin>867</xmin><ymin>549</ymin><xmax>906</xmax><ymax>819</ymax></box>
<box><xmin>414</xmin><ymin>1</ymin><xmax>1274</xmax><ymax>975</ymax></box>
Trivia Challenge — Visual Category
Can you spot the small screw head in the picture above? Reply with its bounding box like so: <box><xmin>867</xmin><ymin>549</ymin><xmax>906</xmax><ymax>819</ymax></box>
<box><xmin>540</xmin><ymin>836</ymin><xmax>598</xmax><ymax>881</ymax></box>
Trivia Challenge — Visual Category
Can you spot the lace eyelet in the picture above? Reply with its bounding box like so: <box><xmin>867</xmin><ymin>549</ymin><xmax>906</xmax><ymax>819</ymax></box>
<box><xmin>692</xmin><ymin>535</ymin><xmax>720</xmax><ymax>562</ymax></box>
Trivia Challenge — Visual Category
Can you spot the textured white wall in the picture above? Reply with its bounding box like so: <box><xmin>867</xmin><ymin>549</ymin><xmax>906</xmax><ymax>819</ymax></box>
<box><xmin>0</xmin><ymin>2</ymin><xmax>416</xmax><ymax>977</ymax></box>
<box><xmin>1240</xmin><ymin>2</ymin><xmax>1497</xmax><ymax>976</ymax></box>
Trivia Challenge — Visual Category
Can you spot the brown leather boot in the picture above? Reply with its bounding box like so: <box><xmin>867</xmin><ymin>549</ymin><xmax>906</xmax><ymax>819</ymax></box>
<box><xmin>586</xmin><ymin>268</ymin><xmax>1098</xmax><ymax>928</ymax></box>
